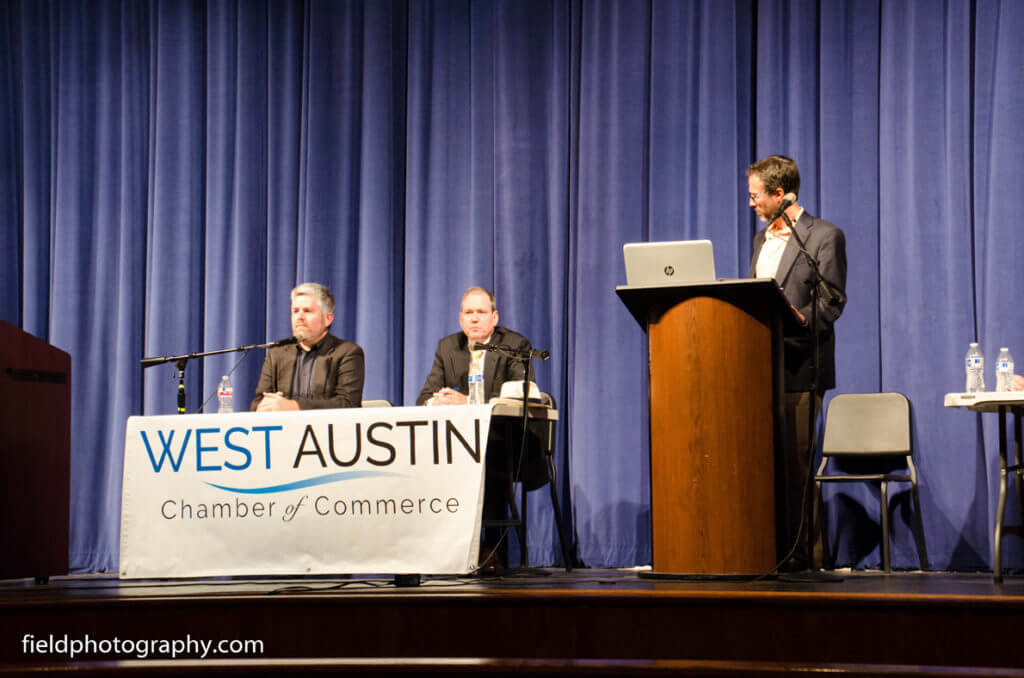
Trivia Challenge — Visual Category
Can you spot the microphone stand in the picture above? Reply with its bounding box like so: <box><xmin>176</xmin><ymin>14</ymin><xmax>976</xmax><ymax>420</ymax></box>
<box><xmin>140</xmin><ymin>339</ymin><xmax>290</xmax><ymax>415</ymax></box>
<box><xmin>779</xmin><ymin>211</ymin><xmax>845</xmax><ymax>582</ymax></box>
<box><xmin>475</xmin><ymin>343</ymin><xmax>571</xmax><ymax>571</ymax></box>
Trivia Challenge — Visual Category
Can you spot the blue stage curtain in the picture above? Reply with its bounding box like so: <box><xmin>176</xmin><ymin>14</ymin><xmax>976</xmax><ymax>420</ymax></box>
<box><xmin>0</xmin><ymin>0</ymin><xmax>21</xmax><ymax>326</ymax></box>
<box><xmin>3</xmin><ymin>0</ymin><xmax>1024</xmax><ymax>573</ymax></box>
<box><xmin>874</xmin><ymin>0</ymin><xmax>983</xmax><ymax>569</ymax></box>
<box><xmin>402</xmin><ymin>0</ymin><xmax>575</xmax><ymax>563</ymax></box>
<box><xmin>971</xmin><ymin>0</ymin><xmax>1024</xmax><ymax>569</ymax></box>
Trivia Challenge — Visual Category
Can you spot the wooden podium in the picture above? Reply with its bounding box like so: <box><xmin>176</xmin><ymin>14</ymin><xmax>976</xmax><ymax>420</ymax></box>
<box><xmin>617</xmin><ymin>279</ymin><xmax>797</xmax><ymax>574</ymax></box>
<box><xmin>0</xmin><ymin>321</ymin><xmax>71</xmax><ymax>579</ymax></box>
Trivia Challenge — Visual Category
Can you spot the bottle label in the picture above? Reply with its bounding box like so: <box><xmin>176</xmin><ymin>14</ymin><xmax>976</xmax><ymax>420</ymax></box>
<box><xmin>218</xmin><ymin>386</ymin><xmax>233</xmax><ymax>397</ymax></box>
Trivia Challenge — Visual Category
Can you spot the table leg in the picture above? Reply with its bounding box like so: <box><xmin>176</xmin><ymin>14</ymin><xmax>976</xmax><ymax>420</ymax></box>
<box><xmin>995</xmin><ymin>407</ymin><xmax>1009</xmax><ymax>582</ymax></box>
<box><xmin>1016</xmin><ymin>411</ymin><xmax>1023</xmax><ymax>533</ymax></box>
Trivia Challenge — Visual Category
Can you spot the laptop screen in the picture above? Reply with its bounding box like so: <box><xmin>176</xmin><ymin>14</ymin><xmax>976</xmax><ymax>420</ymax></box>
<box><xmin>622</xmin><ymin>240</ymin><xmax>716</xmax><ymax>286</ymax></box>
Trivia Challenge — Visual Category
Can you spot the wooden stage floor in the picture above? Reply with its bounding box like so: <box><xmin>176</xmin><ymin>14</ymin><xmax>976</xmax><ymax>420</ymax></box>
<box><xmin>3</xmin><ymin>568</ymin><xmax>1024</xmax><ymax>676</ymax></box>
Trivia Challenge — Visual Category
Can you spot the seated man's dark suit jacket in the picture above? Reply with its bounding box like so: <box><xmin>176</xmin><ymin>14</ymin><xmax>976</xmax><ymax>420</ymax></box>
<box><xmin>416</xmin><ymin>326</ymin><xmax>546</xmax><ymax>490</ymax></box>
<box><xmin>416</xmin><ymin>326</ymin><xmax>530</xmax><ymax>406</ymax></box>
<box><xmin>249</xmin><ymin>334</ymin><xmax>365</xmax><ymax>410</ymax></box>
<box><xmin>749</xmin><ymin>211</ymin><xmax>847</xmax><ymax>393</ymax></box>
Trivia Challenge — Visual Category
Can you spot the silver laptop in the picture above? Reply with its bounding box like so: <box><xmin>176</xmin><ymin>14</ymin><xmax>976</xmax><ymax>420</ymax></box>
<box><xmin>622</xmin><ymin>239</ymin><xmax>716</xmax><ymax>286</ymax></box>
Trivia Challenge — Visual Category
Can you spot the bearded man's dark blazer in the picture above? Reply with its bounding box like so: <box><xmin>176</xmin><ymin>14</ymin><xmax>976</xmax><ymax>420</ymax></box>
<box><xmin>250</xmin><ymin>333</ymin><xmax>364</xmax><ymax>410</ymax></box>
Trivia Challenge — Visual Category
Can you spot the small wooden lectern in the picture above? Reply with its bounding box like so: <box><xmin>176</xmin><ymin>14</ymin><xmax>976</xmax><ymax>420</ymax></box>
<box><xmin>0</xmin><ymin>321</ymin><xmax>71</xmax><ymax>580</ymax></box>
<box><xmin>617</xmin><ymin>280</ymin><xmax>798</xmax><ymax>575</ymax></box>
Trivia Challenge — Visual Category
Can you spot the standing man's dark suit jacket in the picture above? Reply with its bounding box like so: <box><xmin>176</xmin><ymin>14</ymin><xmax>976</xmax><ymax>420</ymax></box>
<box><xmin>749</xmin><ymin>211</ymin><xmax>847</xmax><ymax>392</ymax></box>
<box><xmin>250</xmin><ymin>334</ymin><xmax>365</xmax><ymax>410</ymax></box>
<box><xmin>416</xmin><ymin>326</ymin><xmax>530</xmax><ymax>406</ymax></box>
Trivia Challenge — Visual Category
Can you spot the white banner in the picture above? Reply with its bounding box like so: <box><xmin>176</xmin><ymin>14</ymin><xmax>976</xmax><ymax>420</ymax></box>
<box><xmin>119</xmin><ymin>405</ymin><xmax>491</xmax><ymax>578</ymax></box>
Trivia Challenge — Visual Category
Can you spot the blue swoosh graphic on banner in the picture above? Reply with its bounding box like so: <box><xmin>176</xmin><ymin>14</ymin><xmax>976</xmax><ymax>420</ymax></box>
<box><xmin>205</xmin><ymin>470</ymin><xmax>402</xmax><ymax>494</ymax></box>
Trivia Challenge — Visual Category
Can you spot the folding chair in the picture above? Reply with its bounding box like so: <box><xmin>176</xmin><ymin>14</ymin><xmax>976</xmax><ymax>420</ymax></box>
<box><xmin>815</xmin><ymin>392</ymin><xmax>929</xmax><ymax>572</ymax></box>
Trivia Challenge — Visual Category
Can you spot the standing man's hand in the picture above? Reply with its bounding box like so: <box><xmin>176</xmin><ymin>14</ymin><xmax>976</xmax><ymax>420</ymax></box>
<box><xmin>257</xmin><ymin>392</ymin><xmax>300</xmax><ymax>412</ymax></box>
<box><xmin>792</xmin><ymin>305</ymin><xmax>807</xmax><ymax>326</ymax></box>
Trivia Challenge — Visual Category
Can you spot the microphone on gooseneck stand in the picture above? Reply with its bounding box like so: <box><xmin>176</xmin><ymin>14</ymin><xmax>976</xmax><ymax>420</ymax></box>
<box><xmin>773</xmin><ymin>194</ymin><xmax>845</xmax><ymax>308</ymax></box>
<box><xmin>768</xmin><ymin>192</ymin><xmax>798</xmax><ymax>225</ymax></box>
<box><xmin>469</xmin><ymin>341</ymin><xmax>551</xmax><ymax>362</ymax></box>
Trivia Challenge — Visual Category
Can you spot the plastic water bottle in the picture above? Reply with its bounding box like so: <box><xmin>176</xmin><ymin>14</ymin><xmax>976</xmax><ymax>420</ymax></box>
<box><xmin>965</xmin><ymin>343</ymin><xmax>985</xmax><ymax>393</ymax></box>
<box><xmin>468</xmin><ymin>373</ymin><xmax>484</xmax><ymax>405</ymax></box>
<box><xmin>217</xmin><ymin>375</ymin><xmax>234</xmax><ymax>413</ymax></box>
<box><xmin>996</xmin><ymin>348</ymin><xmax>1015</xmax><ymax>392</ymax></box>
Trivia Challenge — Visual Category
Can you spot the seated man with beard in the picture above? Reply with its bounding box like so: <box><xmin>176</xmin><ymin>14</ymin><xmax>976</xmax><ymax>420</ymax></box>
<box><xmin>251</xmin><ymin>282</ymin><xmax>364</xmax><ymax>411</ymax></box>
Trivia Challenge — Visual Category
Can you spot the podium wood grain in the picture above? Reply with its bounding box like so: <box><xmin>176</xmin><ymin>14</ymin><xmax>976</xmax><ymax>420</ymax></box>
<box><xmin>649</xmin><ymin>296</ymin><xmax>777</xmax><ymax>574</ymax></box>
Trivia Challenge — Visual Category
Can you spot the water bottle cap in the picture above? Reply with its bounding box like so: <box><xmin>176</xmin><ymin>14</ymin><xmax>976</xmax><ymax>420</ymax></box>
<box><xmin>1000</xmin><ymin>348</ymin><xmax>1009</xmax><ymax>352</ymax></box>
<box><xmin>970</xmin><ymin>342</ymin><xmax>979</xmax><ymax>347</ymax></box>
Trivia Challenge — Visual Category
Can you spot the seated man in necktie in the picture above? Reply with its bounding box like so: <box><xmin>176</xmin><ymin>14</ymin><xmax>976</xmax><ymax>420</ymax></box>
<box><xmin>251</xmin><ymin>282</ymin><xmax>364</xmax><ymax>411</ymax></box>
<box><xmin>417</xmin><ymin>287</ymin><xmax>531</xmax><ymax>407</ymax></box>
<box><xmin>417</xmin><ymin>286</ymin><xmax>546</xmax><ymax>572</ymax></box>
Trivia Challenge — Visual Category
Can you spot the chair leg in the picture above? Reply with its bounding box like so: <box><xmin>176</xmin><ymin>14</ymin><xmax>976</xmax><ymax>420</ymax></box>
<box><xmin>814</xmin><ymin>457</ymin><xmax>834</xmax><ymax>569</ymax></box>
<box><xmin>520</xmin><ymin>481</ymin><xmax>529</xmax><ymax>567</ymax></box>
<box><xmin>1015</xmin><ymin>413</ymin><xmax>1024</xmax><ymax>540</ymax></box>
<box><xmin>545</xmin><ymin>452</ymin><xmax>573</xmax><ymax>571</ymax></box>
<box><xmin>910</xmin><ymin>481</ymin><xmax>929</xmax><ymax>571</ymax></box>
<box><xmin>906</xmin><ymin>457</ymin><xmax>929</xmax><ymax>571</ymax></box>
<box><xmin>815</xmin><ymin>478</ymin><xmax>834</xmax><ymax>569</ymax></box>
<box><xmin>504</xmin><ymin>470</ymin><xmax>527</xmax><ymax>568</ymax></box>
<box><xmin>880</xmin><ymin>481</ymin><xmax>890</xmax><ymax>573</ymax></box>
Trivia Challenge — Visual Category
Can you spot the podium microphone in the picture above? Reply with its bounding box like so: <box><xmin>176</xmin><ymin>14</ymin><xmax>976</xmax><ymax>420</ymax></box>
<box><xmin>273</xmin><ymin>336</ymin><xmax>299</xmax><ymax>347</ymax></box>
<box><xmin>768</xmin><ymin>192</ymin><xmax>798</xmax><ymax>225</ymax></box>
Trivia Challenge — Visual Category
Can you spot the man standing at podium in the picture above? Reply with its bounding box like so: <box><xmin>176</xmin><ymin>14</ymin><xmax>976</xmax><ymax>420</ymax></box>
<box><xmin>251</xmin><ymin>282</ymin><xmax>364</xmax><ymax>411</ymax></box>
<box><xmin>747</xmin><ymin>155</ymin><xmax>847</xmax><ymax>571</ymax></box>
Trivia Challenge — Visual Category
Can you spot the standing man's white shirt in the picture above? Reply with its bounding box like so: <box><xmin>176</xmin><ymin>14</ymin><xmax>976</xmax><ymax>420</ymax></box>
<box><xmin>755</xmin><ymin>207</ymin><xmax>804</xmax><ymax>279</ymax></box>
